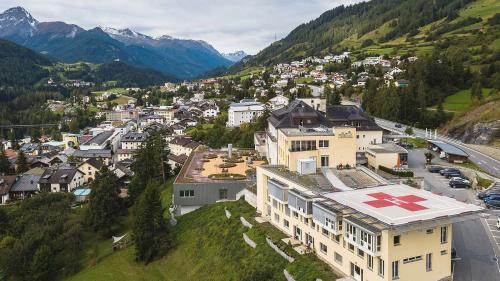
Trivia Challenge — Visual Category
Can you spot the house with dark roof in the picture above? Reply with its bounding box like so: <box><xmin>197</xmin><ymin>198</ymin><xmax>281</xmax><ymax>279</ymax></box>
<box><xmin>326</xmin><ymin>105</ymin><xmax>383</xmax><ymax>157</ymax></box>
<box><xmin>78</xmin><ymin>158</ymin><xmax>104</xmax><ymax>183</ymax></box>
<box><xmin>10</xmin><ymin>174</ymin><xmax>41</xmax><ymax>200</ymax></box>
<box><xmin>0</xmin><ymin>176</ymin><xmax>17</xmax><ymax>204</ymax></box>
<box><xmin>38</xmin><ymin>166</ymin><xmax>85</xmax><ymax>193</ymax></box>
<box><xmin>72</xmin><ymin>149</ymin><xmax>112</xmax><ymax>165</ymax></box>
<box><xmin>169</xmin><ymin>137</ymin><xmax>200</xmax><ymax>156</ymax></box>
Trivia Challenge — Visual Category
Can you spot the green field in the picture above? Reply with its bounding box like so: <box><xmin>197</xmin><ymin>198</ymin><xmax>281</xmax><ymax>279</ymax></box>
<box><xmin>66</xmin><ymin>192</ymin><xmax>338</xmax><ymax>281</ymax></box>
<box><xmin>439</xmin><ymin>88</ymin><xmax>493</xmax><ymax>112</ymax></box>
<box><xmin>92</xmin><ymin>88</ymin><xmax>129</xmax><ymax>96</ymax></box>
<box><xmin>295</xmin><ymin>77</ymin><xmax>314</xmax><ymax>84</ymax></box>
<box><xmin>400</xmin><ymin>137</ymin><xmax>427</xmax><ymax>148</ymax></box>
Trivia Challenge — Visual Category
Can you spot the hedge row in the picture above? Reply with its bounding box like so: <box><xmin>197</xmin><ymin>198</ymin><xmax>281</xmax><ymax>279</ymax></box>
<box><xmin>379</xmin><ymin>165</ymin><xmax>414</xmax><ymax>177</ymax></box>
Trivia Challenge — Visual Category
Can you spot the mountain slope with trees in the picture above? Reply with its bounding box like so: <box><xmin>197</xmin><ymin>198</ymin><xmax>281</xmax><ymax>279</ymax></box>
<box><xmin>235</xmin><ymin>0</ymin><xmax>498</xmax><ymax>68</ymax></box>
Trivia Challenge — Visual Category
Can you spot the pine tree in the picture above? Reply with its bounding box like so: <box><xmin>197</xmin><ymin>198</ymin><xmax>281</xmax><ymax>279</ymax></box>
<box><xmin>86</xmin><ymin>166</ymin><xmax>122</xmax><ymax>236</ymax></box>
<box><xmin>471</xmin><ymin>80</ymin><xmax>483</xmax><ymax>101</ymax></box>
<box><xmin>16</xmin><ymin>151</ymin><xmax>29</xmax><ymax>174</ymax></box>
<box><xmin>0</xmin><ymin>148</ymin><xmax>11</xmax><ymax>175</ymax></box>
<box><xmin>132</xmin><ymin>182</ymin><xmax>171</xmax><ymax>263</ymax></box>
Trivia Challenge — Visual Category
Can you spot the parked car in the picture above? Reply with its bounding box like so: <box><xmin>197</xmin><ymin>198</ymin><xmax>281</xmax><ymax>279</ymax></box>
<box><xmin>485</xmin><ymin>199</ymin><xmax>500</xmax><ymax>209</ymax></box>
<box><xmin>428</xmin><ymin>165</ymin><xmax>444</xmax><ymax>173</ymax></box>
<box><xmin>484</xmin><ymin>195</ymin><xmax>500</xmax><ymax>202</ymax></box>
<box><xmin>395</xmin><ymin>123</ymin><xmax>403</xmax><ymax>128</ymax></box>
<box><xmin>440</xmin><ymin>168</ymin><xmax>459</xmax><ymax>176</ymax></box>
<box><xmin>445</xmin><ymin>171</ymin><xmax>462</xmax><ymax>179</ymax></box>
<box><xmin>477</xmin><ymin>190</ymin><xmax>500</xmax><ymax>200</ymax></box>
<box><xmin>449</xmin><ymin>179</ymin><xmax>470</xmax><ymax>189</ymax></box>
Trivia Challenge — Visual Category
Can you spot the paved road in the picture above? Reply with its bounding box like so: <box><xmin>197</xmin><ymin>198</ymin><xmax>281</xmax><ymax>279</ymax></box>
<box><xmin>376</xmin><ymin>118</ymin><xmax>500</xmax><ymax>178</ymax></box>
<box><xmin>408</xmin><ymin>149</ymin><xmax>500</xmax><ymax>281</ymax></box>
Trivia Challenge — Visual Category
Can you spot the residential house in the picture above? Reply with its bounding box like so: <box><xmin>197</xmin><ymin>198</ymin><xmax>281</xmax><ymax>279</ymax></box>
<box><xmin>38</xmin><ymin>166</ymin><xmax>85</xmax><ymax>193</ymax></box>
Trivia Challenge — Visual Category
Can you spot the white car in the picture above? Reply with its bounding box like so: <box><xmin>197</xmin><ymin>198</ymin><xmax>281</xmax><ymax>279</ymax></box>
<box><xmin>449</xmin><ymin>177</ymin><xmax>470</xmax><ymax>184</ymax></box>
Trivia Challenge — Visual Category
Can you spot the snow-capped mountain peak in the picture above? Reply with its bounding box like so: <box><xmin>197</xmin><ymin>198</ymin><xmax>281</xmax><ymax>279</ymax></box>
<box><xmin>156</xmin><ymin>34</ymin><xmax>174</xmax><ymax>40</ymax></box>
<box><xmin>0</xmin><ymin>6</ymin><xmax>39</xmax><ymax>37</ymax></box>
<box><xmin>222</xmin><ymin>51</ymin><xmax>248</xmax><ymax>62</ymax></box>
<box><xmin>101</xmin><ymin>27</ymin><xmax>152</xmax><ymax>40</ymax></box>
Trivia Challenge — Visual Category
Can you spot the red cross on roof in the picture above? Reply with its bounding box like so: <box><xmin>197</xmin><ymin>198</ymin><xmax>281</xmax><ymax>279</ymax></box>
<box><xmin>364</xmin><ymin>192</ymin><xmax>428</xmax><ymax>212</ymax></box>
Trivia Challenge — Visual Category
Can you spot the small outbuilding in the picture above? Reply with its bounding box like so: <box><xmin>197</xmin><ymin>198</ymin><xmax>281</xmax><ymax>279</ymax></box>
<box><xmin>427</xmin><ymin>140</ymin><xmax>468</xmax><ymax>163</ymax></box>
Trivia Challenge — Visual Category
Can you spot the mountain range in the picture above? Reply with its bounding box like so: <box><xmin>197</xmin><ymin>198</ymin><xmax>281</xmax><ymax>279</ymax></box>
<box><xmin>222</xmin><ymin>51</ymin><xmax>248</xmax><ymax>62</ymax></box>
<box><xmin>0</xmin><ymin>6</ymin><xmax>239</xmax><ymax>79</ymax></box>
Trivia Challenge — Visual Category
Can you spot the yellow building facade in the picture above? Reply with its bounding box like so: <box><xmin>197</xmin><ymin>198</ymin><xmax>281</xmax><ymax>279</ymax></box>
<box><xmin>256</xmin><ymin>166</ymin><xmax>480</xmax><ymax>281</ymax></box>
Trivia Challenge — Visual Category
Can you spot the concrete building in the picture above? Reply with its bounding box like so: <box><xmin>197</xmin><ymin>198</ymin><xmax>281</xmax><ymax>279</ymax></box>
<box><xmin>78</xmin><ymin>158</ymin><xmax>103</xmax><ymax>183</ymax></box>
<box><xmin>169</xmin><ymin>137</ymin><xmax>200</xmax><ymax>156</ymax></box>
<box><xmin>227</xmin><ymin>100</ymin><xmax>265</xmax><ymax>127</ymax></box>
<box><xmin>366</xmin><ymin>143</ymin><xmax>409</xmax><ymax>170</ymax></box>
<box><xmin>121</xmin><ymin>131</ymin><xmax>148</xmax><ymax>150</ymax></box>
<box><xmin>79</xmin><ymin>130</ymin><xmax>115</xmax><ymax>151</ymax></box>
<box><xmin>256</xmin><ymin>165</ymin><xmax>482</xmax><ymax>281</ymax></box>
<box><xmin>106</xmin><ymin>110</ymin><xmax>139</xmax><ymax>122</ymax></box>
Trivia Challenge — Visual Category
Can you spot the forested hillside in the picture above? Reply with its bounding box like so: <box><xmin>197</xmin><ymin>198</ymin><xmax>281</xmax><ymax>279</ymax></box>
<box><xmin>235</xmin><ymin>0</ymin><xmax>498</xmax><ymax>68</ymax></box>
<box><xmin>0</xmin><ymin>39</ymin><xmax>51</xmax><ymax>86</ymax></box>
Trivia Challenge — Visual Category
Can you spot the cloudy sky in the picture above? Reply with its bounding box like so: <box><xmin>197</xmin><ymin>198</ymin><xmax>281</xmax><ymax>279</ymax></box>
<box><xmin>0</xmin><ymin>0</ymin><xmax>360</xmax><ymax>54</ymax></box>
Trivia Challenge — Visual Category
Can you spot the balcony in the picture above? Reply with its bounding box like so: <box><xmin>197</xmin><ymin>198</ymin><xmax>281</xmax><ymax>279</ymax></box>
<box><xmin>268</xmin><ymin>179</ymin><xmax>288</xmax><ymax>203</ymax></box>
<box><xmin>288</xmin><ymin>189</ymin><xmax>314</xmax><ymax>217</ymax></box>
<box><xmin>344</xmin><ymin>217</ymin><xmax>381</xmax><ymax>256</ymax></box>
<box><xmin>312</xmin><ymin>201</ymin><xmax>342</xmax><ymax>235</ymax></box>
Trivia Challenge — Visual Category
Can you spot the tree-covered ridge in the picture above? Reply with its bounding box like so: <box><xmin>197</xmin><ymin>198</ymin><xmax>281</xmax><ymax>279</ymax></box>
<box><xmin>0</xmin><ymin>39</ymin><xmax>51</xmax><ymax>85</ymax></box>
<box><xmin>236</xmin><ymin>0</ymin><xmax>487</xmax><ymax>67</ymax></box>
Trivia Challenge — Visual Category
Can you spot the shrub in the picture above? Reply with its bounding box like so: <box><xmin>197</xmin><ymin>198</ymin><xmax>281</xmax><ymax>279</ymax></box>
<box><xmin>208</xmin><ymin>173</ymin><xmax>246</xmax><ymax>180</ymax></box>
<box><xmin>219</xmin><ymin>163</ymin><xmax>237</xmax><ymax>168</ymax></box>
<box><xmin>203</xmin><ymin>153</ymin><xmax>218</xmax><ymax>159</ymax></box>
<box><xmin>379</xmin><ymin>165</ymin><xmax>414</xmax><ymax>177</ymax></box>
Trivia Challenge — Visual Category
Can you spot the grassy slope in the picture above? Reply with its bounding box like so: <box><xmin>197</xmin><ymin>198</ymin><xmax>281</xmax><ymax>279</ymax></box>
<box><xmin>437</xmin><ymin>88</ymin><xmax>494</xmax><ymax>113</ymax></box>
<box><xmin>67</xmin><ymin>187</ymin><xmax>337</xmax><ymax>281</ymax></box>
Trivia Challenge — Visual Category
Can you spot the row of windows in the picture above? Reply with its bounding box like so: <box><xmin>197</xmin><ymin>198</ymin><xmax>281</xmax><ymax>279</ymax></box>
<box><xmin>179</xmin><ymin>190</ymin><xmax>194</xmax><ymax>198</ymax></box>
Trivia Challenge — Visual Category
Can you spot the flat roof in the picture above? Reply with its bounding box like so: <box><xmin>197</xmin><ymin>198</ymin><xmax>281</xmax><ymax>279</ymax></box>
<box><xmin>428</xmin><ymin>140</ymin><xmax>468</xmax><ymax>157</ymax></box>
<box><xmin>368</xmin><ymin>143</ymin><xmax>408</xmax><ymax>154</ymax></box>
<box><xmin>324</xmin><ymin>185</ymin><xmax>482</xmax><ymax>226</ymax></box>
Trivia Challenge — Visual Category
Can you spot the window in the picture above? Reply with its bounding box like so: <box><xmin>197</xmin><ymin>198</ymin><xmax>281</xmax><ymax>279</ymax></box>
<box><xmin>393</xmin><ymin>235</ymin><xmax>401</xmax><ymax>246</ymax></box>
<box><xmin>440</xmin><ymin>250</ymin><xmax>447</xmax><ymax>255</ymax></box>
<box><xmin>348</xmin><ymin>243</ymin><xmax>355</xmax><ymax>252</ymax></box>
<box><xmin>274</xmin><ymin>213</ymin><xmax>280</xmax><ymax>222</ymax></box>
<box><xmin>426</xmin><ymin>253</ymin><xmax>432</xmax><ymax>271</ymax></box>
<box><xmin>272</xmin><ymin>199</ymin><xmax>278</xmax><ymax>208</ymax></box>
<box><xmin>322</xmin><ymin>227</ymin><xmax>329</xmax><ymax>237</ymax></box>
<box><xmin>219</xmin><ymin>189</ymin><xmax>228</xmax><ymax>200</ymax></box>
<box><xmin>403</xmin><ymin>256</ymin><xmax>422</xmax><ymax>264</ymax></box>
<box><xmin>179</xmin><ymin>190</ymin><xmax>194</xmax><ymax>198</ymax></box>
<box><xmin>319</xmin><ymin>140</ymin><xmax>329</xmax><ymax>148</ymax></box>
<box><xmin>358</xmin><ymin>248</ymin><xmax>364</xmax><ymax>258</ymax></box>
<box><xmin>334</xmin><ymin>252</ymin><xmax>343</xmax><ymax>265</ymax></box>
<box><xmin>320</xmin><ymin>243</ymin><xmax>328</xmax><ymax>254</ymax></box>
<box><xmin>292</xmin><ymin>211</ymin><xmax>298</xmax><ymax>218</ymax></box>
<box><xmin>334</xmin><ymin>234</ymin><xmax>340</xmax><ymax>243</ymax></box>
<box><xmin>426</xmin><ymin>229</ymin><xmax>434</xmax><ymax>234</ymax></box>
<box><xmin>284</xmin><ymin>219</ymin><xmax>289</xmax><ymax>228</ymax></box>
<box><xmin>392</xmin><ymin>261</ymin><xmax>399</xmax><ymax>279</ymax></box>
<box><xmin>325</xmin><ymin>217</ymin><xmax>335</xmax><ymax>230</ymax></box>
<box><xmin>440</xmin><ymin>226</ymin><xmax>448</xmax><ymax>243</ymax></box>
<box><xmin>379</xmin><ymin>259</ymin><xmax>385</xmax><ymax>277</ymax></box>
<box><xmin>367</xmin><ymin>255</ymin><xmax>374</xmax><ymax>270</ymax></box>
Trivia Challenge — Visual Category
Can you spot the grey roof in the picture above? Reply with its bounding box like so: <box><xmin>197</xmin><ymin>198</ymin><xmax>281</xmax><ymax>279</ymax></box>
<box><xmin>122</xmin><ymin>131</ymin><xmax>148</xmax><ymax>142</ymax></box>
<box><xmin>11</xmin><ymin>174</ymin><xmax>41</xmax><ymax>192</ymax></box>
<box><xmin>73</xmin><ymin>149</ymin><xmax>112</xmax><ymax>158</ymax></box>
<box><xmin>38</xmin><ymin>167</ymin><xmax>82</xmax><ymax>184</ymax></box>
<box><xmin>428</xmin><ymin>140</ymin><xmax>468</xmax><ymax>157</ymax></box>
<box><xmin>326</xmin><ymin>105</ymin><xmax>382</xmax><ymax>131</ymax></box>
<box><xmin>82</xmin><ymin>131</ymin><xmax>114</xmax><ymax>146</ymax></box>
<box><xmin>268</xmin><ymin>100</ymin><xmax>331</xmax><ymax>129</ymax></box>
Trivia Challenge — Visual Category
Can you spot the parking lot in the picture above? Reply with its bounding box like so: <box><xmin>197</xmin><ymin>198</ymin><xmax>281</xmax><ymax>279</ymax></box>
<box><xmin>408</xmin><ymin>149</ymin><xmax>500</xmax><ymax>281</ymax></box>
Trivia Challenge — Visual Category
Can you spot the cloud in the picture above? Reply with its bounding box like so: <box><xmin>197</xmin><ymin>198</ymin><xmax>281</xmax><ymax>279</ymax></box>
<box><xmin>0</xmin><ymin>0</ymin><xmax>361</xmax><ymax>54</ymax></box>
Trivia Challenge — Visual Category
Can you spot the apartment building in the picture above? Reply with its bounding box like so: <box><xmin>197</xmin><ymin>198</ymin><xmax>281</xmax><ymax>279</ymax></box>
<box><xmin>227</xmin><ymin>99</ymin><xmax>265</xmax><ymax>127</ymax></box>
<box><xmin>256</xmin><ymin>165</ymin><xmax>482</xmax><ymax>281</ymax></box>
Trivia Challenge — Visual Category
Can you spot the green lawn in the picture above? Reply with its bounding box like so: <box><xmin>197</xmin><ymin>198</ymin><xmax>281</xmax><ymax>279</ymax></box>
<box><xmin>439</xmin><ymin>88</ymin><xmax>493</xmax><ymax>113</ymax></box>
<box><xmin>66</xmin><ymin>200</ymin><xmax>338</xmax><ymax>281</ymax></box>
<box><xmin>92</xmin><ymin>88</ymin><xmax>129</xmax><ymax>96</ymax></box>
<box><xmin>400</xmin><ymin>137</ymin><xmax>427</xmax><ymax>148</ymax></box>
<box><xmin>295</xmin><ymin>77</ymin><xmax>314</xmax><ymax>84</ymax></box>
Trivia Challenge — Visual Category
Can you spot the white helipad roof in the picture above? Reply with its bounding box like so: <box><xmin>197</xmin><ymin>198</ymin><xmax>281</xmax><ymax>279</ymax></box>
<box><xmin>324</xmin><ymin>185</ymin><xmax>482</xmax><ymax>226</ymax></box>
